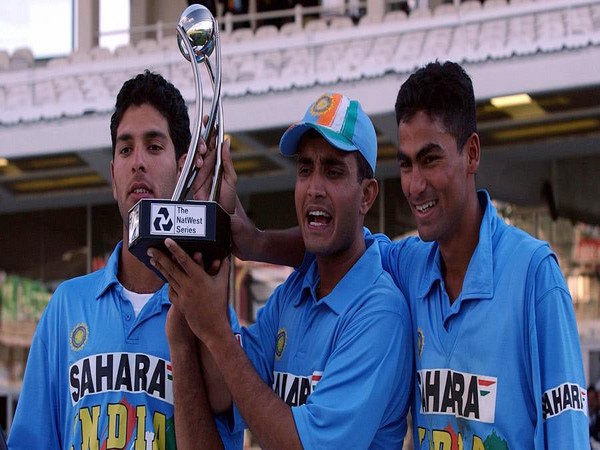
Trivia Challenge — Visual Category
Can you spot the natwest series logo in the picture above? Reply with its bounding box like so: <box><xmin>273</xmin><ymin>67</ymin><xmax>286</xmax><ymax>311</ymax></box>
<box><xmin>69</xmin><ymin>352</ymin><xmax>173</xmax><ymax>406</ymax></box>
<box><xmin>418</xmin><ymin>369</ymin><xmax>497</xmax><ymax>423</ymax></box>
<box><xmin>272</xmin><ymin>370</ymin><xmax>322</xmax><ymax>407</ymax></box>
<box><xmin>542</xmin><ymin>382</ymin><xmax>587</xmax><ymax>420</ymax></box>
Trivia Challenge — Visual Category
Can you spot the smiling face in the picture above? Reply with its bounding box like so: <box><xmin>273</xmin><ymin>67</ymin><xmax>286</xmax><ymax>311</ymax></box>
<box><xmin>397</xmin><ymin>110</ymin><xmax>479</xmax><ymax>246</ymax></box>
<box><xmin>294</xmin><ymin>133</ymin><xmax>377</xmax><ymax>263</ymax></box>
<box><xmin>111</xmin><ymin>103</ymin><xmax>183</xmax><ymax>231</ymax></box>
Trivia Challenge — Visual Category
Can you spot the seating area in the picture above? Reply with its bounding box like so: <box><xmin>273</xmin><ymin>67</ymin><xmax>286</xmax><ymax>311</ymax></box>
<box><xmin>1</xmin><ymin>0</ymin><xmax>599</xmax><ymax>125</ymax></box>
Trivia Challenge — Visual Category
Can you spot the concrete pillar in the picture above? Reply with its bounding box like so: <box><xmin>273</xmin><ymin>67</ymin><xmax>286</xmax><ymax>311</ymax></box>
<box><xmin>366</xmin><ymin>0</ymin><xmax>385</xmax><ymax>21</ymax></box>
<box><xmin>75</xmin><ymin>0</ymin><xmax>100</xmax><ymax>51</ymax></box>
<box><xmin>130</xmin><ymin>0</ymin><xmax>149</xmax><ymax>43</ymax></box>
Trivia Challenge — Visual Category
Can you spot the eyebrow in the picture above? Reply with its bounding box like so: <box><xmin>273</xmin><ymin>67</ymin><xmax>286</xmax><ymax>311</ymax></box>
<box><xmin>297</xmin><ymin>154</ymin><xmax>347</xmax><ymax>168</ymax></box>
<box><xmin>116</xmin><ymin>130</ymin><xmax>169</xmax><ymax>143</ymax></box>
<box><xmin>397</xmin><ymin>142</ymin><xmax>442</xmax><ymax>162</ymax></box>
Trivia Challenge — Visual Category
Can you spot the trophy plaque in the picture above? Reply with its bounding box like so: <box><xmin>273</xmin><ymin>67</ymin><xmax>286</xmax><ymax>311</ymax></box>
<box><xmin>128</xmin><ymin>4</ymin><xmax>230</xmax><ymax>275</ymax></box>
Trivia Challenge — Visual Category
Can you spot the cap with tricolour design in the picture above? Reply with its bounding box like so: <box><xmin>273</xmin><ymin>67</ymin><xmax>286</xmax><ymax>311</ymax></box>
<box><xmin>279</xmin><ymin>93</ymin><xmax>377</xmax><ymax>173</ymax></box>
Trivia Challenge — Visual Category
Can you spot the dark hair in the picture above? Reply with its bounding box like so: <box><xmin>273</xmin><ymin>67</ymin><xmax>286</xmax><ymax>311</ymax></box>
<box><xmin>110</xmin><ymin>70</ymin><xmax>191</xmax><ymax>160</ymax></box>
<box><xmin>395</xmin><ymin>61</ymin><xmax>476</xmax><ymax>152</ymax></box>
<box><xmin>355</xmin><ymin>152</ymin><xmax>374</xmax><ymax>182</ymax></box>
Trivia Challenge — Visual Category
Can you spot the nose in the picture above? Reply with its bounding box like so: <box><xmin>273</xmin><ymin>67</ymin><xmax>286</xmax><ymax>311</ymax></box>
<box><xmin>307</xmin><ymin>172</ymin><xmax>326</xmax><ymax>199</ymax></box>
<box><xmin>131</xmin><ymin>146</ymin><xmax>146</xmax><ymax>173</ymax></box>
<box><xmin>406</xmin><ymin>165</ymin><xmax>426</xmax><ymax>198</ymax></box>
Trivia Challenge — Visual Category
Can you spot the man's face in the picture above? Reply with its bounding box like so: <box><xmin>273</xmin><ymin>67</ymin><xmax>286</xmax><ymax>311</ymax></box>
<box><xmin>397</xmin><ymin>110</ymin><xmax>475</xmax><ymax>245</ymax></box>
<box><xmin>294</xmin><ymin>134</ymin><xmax>375</xmax><ymax>261</ymax></box>
<box><xmin>111</xmin><ymin>103</ymin><xmax>181</xmax><ymax>228</ymax></box>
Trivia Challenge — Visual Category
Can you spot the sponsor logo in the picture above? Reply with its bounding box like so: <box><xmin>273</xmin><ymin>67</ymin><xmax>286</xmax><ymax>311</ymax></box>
<box><xmin>69</xmin><ymin>352</ymin><xmax>173</xmax><ymax>406</ymax></box>
<box><xmin>542</xmin><ymin>382</ymin><xmax>587</xmax><ymax>420</ymax></box>
<box><xmin>418</xmin><ymin>369</ymin><xmax>497</xmax><ymax>423</ymax></box>
<box><xmin>272</xmin><ymin>370</ymin><xmax>322</xmax><ymax>407</ymax></box>
<box><xmin>70</xmin><ymin>322</ymin><xmax>89</xmax><ymax>352</ymax></box>
<box><xmin>275</xmin><ymin>328</ymin><xmax>287</xmax><ymax>360</ymax></box>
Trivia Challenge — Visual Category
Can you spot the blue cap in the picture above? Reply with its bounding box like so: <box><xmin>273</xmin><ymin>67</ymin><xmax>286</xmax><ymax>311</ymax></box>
<box><xmin>279</xmin><ymin>93</ymin><xmax>377</xmax><ymax>173</ymax></box>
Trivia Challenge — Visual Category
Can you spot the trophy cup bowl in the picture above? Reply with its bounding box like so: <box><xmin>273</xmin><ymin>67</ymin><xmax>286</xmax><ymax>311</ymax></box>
<box><xmin>177</xmin><ymin>4</ymin><xmax>215</xmax><ymax>63</ymax></box>
<box><xmin>128</xmin><ymin>4</ymin><xmax>230</xmax><ymax>277</ymax></box>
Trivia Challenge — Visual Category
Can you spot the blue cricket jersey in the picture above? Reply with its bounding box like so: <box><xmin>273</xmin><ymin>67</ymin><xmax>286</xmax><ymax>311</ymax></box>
<box><xmin>376</xmin><ymin>190</ymin><xmax>588</xmax><ymax>449</ymax></box>
<box><xmin>242</xmin><ymin>237</ymin><xmax>413</xmax><ymax>449</ymax></box>
<box><xmin>8</xmin><ymin>242</ymin><xmax>243</xmax><ymax>450</ymax></box>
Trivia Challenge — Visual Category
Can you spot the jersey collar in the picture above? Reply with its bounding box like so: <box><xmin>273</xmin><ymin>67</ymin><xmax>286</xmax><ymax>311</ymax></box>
<box><xmin>95</xmin><ymin>241</ymin><xmax>169</xmax><ymax>306</ymax></box>
<box><xmin>296</xmin><ymin>237</ymin><xmax>385</xmax><ymax>315</ymax></box>
<box><xmin>418</xmin><ymin>190</ymin><xmax>496</xmax><ymax>302</ymax></box>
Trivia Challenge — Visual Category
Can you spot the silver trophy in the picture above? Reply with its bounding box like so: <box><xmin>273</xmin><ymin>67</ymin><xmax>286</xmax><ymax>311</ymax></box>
<box><xmin>128</xmin><ymin>4</ymin><xmax>230</xmax><ymax>274</ymax></box>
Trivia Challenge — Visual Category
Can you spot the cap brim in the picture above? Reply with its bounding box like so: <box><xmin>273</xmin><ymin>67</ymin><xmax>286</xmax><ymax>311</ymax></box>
<box><xmin>280</xmin><ymin>123</ymin><xmax>357</xmax><ymax>157</ymax></box>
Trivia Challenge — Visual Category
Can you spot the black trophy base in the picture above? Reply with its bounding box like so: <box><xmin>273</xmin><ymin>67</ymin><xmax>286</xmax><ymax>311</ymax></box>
<box><xmin>128</xmin><ymin>198</ymin><xmax>230</xmax><ymax>279</ymax></box>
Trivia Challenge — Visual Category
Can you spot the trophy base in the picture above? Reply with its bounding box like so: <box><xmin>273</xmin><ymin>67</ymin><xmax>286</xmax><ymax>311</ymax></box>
<box><xmin>128</xmin><ymin>198</ymin><xmax>231</xmax><ymax>279</ymax></box>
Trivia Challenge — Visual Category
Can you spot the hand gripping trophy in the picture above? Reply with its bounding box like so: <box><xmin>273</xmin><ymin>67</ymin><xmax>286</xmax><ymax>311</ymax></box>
<box><xmin>128</xmin><ymin>4</ymin><xmax>230</xmax><ymax>275</ymax></box>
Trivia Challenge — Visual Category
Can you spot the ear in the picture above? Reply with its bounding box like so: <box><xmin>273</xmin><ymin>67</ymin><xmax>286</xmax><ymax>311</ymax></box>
<box><xmin>360</xmin><ymin>178</ymin><xmax>379</xmax><ymax>216</ymax></box>
<box><xmin>110</xmin><ymin>159</ymin><xmax>117</xmax><ymax>200</ymax></box>
<box><xmin>465</xmin><ymin>132</ymin><xmax>480</xmax><ymax>174</ymax></box>
<box><xmin>176</xmin><ymin>153</ymin><xmax>187</xmax><ymax>177</ymax></box>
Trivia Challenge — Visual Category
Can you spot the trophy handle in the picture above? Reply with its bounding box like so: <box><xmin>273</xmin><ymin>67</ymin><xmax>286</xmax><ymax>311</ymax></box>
<box><xmin>172</xmin><ymin>14</ymin><xmax>223</xmax><ymax>203</ymax></box>
<box><xmin>204</xmin><ymin>53</ymin><xmax>224</xmax><ymax>203</ymax></box>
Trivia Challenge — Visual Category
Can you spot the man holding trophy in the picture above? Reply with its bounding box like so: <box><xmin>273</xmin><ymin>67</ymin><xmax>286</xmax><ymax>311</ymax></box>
<box><xmin>9</xmin><ymin>16</ymin><xmax>244</xmax><ymax>450</ymax></box>
<box><xmin>149</xmin><ymin>91</ymin><xmax>414</xmax><ymax>448</ymax></box>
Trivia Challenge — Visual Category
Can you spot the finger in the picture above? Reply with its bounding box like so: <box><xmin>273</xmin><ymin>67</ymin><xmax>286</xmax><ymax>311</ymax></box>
<box><xmin>216</xmin><ymin>257</ymin><xmax>231</xmax><ymax>287</ymax></box>
<box><xmin>222</xmin><ymin>138</ymin><xmax>237</xmax><ymax>187</ymax></box>
<box><xmin>168</xmin><ymin>285</ymin><xmax>179</xmax><ymax>304</ymax></box>
<box><xmin>192</xmin><ymin>252</ymin><xmax>203</xmax><ymax>265</ymax></box>
<box><xmin>164</xmin><ymin>238</ymin><xmax>206</xmax><ymax>278</ymax></box>
<box><xmin>148</xmin><ymin>248</ymin><xmax>182</xmax><ymax>291</ymax></box>
<box><xmin>209</xmin><ymin>257</ymin><xmax>221</xmax><ymax>274</ymax></box>
<box><xmin>196</xmin><ymin>139</ymin><xmax>207</xmax><ymax>166</ymax></box>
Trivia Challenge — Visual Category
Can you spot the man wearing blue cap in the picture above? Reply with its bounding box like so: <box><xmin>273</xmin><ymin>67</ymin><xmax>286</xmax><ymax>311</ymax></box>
<box><xmin>148</xmin><ymin>93</ymin><xmax>413</xmax><ymax>449</ymax></box>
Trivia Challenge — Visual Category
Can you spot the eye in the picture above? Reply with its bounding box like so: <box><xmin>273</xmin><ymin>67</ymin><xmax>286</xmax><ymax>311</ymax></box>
<box><xmin>148</xmin><ymin>144</ymin><xmax>163</xmax><ymax>152</ymax></box>
<box><xmin>118</xmin><ymin>146</ymin><xmax>132</xmax><ymax>156</ymax></box>
<box><xmin>398</xmin><ymin>160</ymin><xmax>411</xmax><ymax>169</ymax></box>
<box><xmin>327</xmin><ymin>168</ymin><xmax>343</xmax><ymax>178</ymax></box>
<box><xmin>297</xmin><ymin>166</ymin><xmax>310</xmax><ymax>176</ymax></box>
<box><xmin>423</xmin><ymin>154</ymin><xmax>440</xmax><ymax>165</ymax></box>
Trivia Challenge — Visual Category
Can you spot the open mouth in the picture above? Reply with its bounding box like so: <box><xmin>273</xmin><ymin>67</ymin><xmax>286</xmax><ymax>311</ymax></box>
<box><xmin>415</xmin><ymin>200</ymin><xmax>437</xmax><ymax>214</ymax></box>
<box><xmin>308</xmin><ymin>210</ymin><xmax>332</xmax><ymax>227</ymax></box>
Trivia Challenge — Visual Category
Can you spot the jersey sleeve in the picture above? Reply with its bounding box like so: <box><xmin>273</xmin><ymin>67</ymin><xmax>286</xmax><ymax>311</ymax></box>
<box><xmin>371</xmin><ymin>232</ymin><xmax>415</xmax><ymax>297</ymax></box>
<box><xmin>291</xmin><ymin>299</ymin><xmax>413</xmax><ymax>449</ymax></box>
<box><xmin>530</xmin><ymin>252</ymin><xmax>588</xmax><ymax>449</ymax></box>
<box><xmin>8</xmin><ymin>309</ymin><xmax>61</xmax><ymax>449</ymax></box>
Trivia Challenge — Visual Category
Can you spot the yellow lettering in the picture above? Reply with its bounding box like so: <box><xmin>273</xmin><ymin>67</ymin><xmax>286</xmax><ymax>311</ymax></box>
<box><xmin>79</xmin><ymin>406</ymin><xmax>101</xmax><ymax>450</ymax></box>
<box><xmin>418</xmin><ymin>427</ymin><xmax>427</xmax><ymax>446</ymax></box>
<box><xmin>432</xmin><ymin>429</ymin><xmax>452</xmax><ymax>450</ymax></box>
<box><xmin>472</xmin><ymin>436</ymin><xmax>485</xmax><ymax>450</ymax></box>
<box><xmin>135</xmin><ymin>405</ymin><xmax>147</xmax><ymax>450</ymax></box>
<box><xmin>152</xmin><ymin>412</ymin><xmax>166</xmax><ymax>450</ymax></box>
<box><xmin>107</xmin><ymin>403</ymin><xmax>127</xmax><ymax>448</ymax></box>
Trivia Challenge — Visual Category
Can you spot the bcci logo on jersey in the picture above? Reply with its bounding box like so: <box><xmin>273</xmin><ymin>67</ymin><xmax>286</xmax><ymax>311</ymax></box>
<box><xmin>418</xmin><ymin>369</ymin><xmax>497</xmax><ymax>423</ymax></box>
